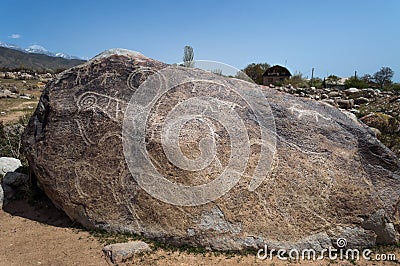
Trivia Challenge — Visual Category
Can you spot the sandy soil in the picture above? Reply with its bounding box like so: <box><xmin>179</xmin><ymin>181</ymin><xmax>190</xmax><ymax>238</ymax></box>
<box><xmin>1</xmin><ymin>198</ymin><xmax>400</xmax><ymax>265</ymax></box>
<box><xmin>0</xmin><ymin>100</ymin><xmax>37</xmax><ymax>124</ymax></box>
<box><xmin>0</xmin><ymin>199</ymin><xmax>107</xmax><ymax>266</ymax></box>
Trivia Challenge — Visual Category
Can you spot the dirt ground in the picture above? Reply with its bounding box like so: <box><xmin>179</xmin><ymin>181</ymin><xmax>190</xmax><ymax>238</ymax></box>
<box><xmin>0</xmin><ymin>199</ymin><xmax>107</xmax><ymax>266</ymax></box>
<box><xmin>0</xmin><ymin>78</ymin><xmax>42</xmax><ymax>124</ymax></box>
<box><xmin>1</xmin><ymin>197</ymin><xmax>400</xmax><ymax>266</ymax></box>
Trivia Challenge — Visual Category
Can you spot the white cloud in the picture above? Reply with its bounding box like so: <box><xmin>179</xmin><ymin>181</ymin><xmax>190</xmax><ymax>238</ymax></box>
<box><xmin>9</xmin><ymin>34</ymin><xmax>21</xmax><ymax>39</ymax></box>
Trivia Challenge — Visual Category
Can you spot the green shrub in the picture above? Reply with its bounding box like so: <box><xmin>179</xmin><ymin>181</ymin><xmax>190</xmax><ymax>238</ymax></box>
<box><xmin>389</xmin><ymin>83</ymin><xmax>400</xmax><ymax>92</ymax></box>
<box><xmin>283</xmin><ymin>73</ymin><xmax>308</xmax><ymax>88</ymax></box>
<box><xmin>344</xmin><ymin>77</ymin><xmax>369</xmax><ymax>89</ymax></box>
<box><xmin>0</xmin><ymin>111</ymin><xmax>32</xmax><ymax>163</ymax></box>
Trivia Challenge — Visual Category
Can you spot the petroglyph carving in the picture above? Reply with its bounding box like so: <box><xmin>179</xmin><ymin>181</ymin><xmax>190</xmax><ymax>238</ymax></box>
<box><xmin>289</xmin><ymin>104</ymin><xmax>331</xmax><ymax>122</ymax></box>
<box><xmin>127</xmin><ymin>66</ymin><xmax>162</xmax><ymax>90</ymax></box>
<box><xmin>77</xmin><ymin>91</ymin><xmax>127</xmax><ymax>122</ymax></box>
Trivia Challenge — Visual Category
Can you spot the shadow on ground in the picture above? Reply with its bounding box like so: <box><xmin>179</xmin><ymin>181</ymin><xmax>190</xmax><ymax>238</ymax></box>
<box><xmin>2</xmin><ymin>195</ymin><xmax>75</xmax><ymax>228</ymax></box>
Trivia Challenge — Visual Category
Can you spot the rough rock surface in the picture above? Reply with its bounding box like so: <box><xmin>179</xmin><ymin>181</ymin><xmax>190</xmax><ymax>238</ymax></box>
<box><xmin>362</xmin><ymin>209</ymin><xmax>398</xmax><ymax>244</ymax></box>
<box><xmin>1</xmin><ymin>184</ymin><xmax>15</xmax><ymax>204</ymax></box>
<box><xmin>3</xmin><ymin>172</ymin><xmax>29</xmax><ymax>187</ymax></box>
<box><xmin>22</xmin><ymin>49</ymin><xmax>400</xmax><ymax>251</ymax></box>
<box><xmin>102</xmin><ymin>241</ymin><xmax>151</xmax><ymax>264</ymax></box>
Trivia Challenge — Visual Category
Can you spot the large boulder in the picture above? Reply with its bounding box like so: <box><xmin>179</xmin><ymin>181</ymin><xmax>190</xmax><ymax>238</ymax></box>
<box><xmin>22</xmin><ymin>49</ymin><xmax>400</xmax><ymax>251</ymax></box>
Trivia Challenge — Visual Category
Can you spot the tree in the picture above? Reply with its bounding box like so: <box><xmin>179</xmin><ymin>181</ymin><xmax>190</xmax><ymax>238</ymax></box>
<box><xmin>242</xmin><ymin>63</ymin><xmax>270</xmax><ymax>85</ymax></box>
<box><xmin>310</xmin><ymin>77</ymin><xmax>323</xmax><ymax>89</ymax></box>
<box><xmin>361</xmin><ymin>74</ymin><xmax>373</xmax><ymax>83</ymax></box>
<box><xmin>183</xmin><ymin>46</ymin><xmax>194</xmax><ymax>68</ymax></box>
<box><xmin>373</xmin><ymin>67</ymin><xmax>394</xmax><ymax>89</ymax></box>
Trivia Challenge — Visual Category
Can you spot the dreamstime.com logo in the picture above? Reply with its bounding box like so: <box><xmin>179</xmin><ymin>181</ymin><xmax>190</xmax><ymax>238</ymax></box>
<box><xmin>122</xmin><ymin>60</ymin><xmax>276</xmax><ymax>206</ymax></box>
<box><xmin>257</xmin><ymin>238</ymin><xmax>396</xmax><ymax>262</ymax></box>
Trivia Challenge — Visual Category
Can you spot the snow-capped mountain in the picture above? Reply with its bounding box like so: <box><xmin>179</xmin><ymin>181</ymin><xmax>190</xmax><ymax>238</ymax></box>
<box><xmin>0</xmin><ymin>42</ymin><xmax>83</xmax><ymax>60</ymax></box>
<box><xmin>54</xmin><ymin>52</ymin><xmax>82</xmax><ymax>60</ymax></box>
<box><xmin>0</xmin><ymin>41</ymin><xmax>24</xmax><ymax>52</ymax></box>
<box><xmin>24</xmin><ymin>44</ymin><xmax>54</xmax><ymax>56</ymax></box>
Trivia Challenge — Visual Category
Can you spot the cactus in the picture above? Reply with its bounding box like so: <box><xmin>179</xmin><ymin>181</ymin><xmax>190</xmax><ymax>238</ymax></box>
<box><xmin>183</xmin><ymin>46</ymin><xmax>194</xmax><ymax>68</ymax></box>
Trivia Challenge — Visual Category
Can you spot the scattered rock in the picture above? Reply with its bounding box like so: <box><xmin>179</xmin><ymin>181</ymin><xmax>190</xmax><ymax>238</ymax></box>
<box><xmin>345</xmin><ymin>87</ymin><xmax>360</xmax><ymax>94</ymax></box>
<box><xmin>1</xmin><ymin>184</ymin><xmax>15</xmax><ymax>202</ymax></box>
<box><xmin>321</xmin><ymin>99</ymin><xmax>337</xmax><ymax>107</ymax></box>
<box><xmin>362</xmin><ymin>209</ymin><xmax>398</xmax><ymax>244</ymax></box>
<box><xmin>19</xmin><ymin>95</ymin><xmax>31</xmax><ymax>100</ymax></box>
<box><xmin>328</xmin><ymin>91</ymin><xmax>340</xmax><ymax>98</ymax></box>
<box><xmin>349</xmin><ymin>108</ymin><xmax>360</xmax><ymax>115</ymax></box>
<box><xmin>0</xmin><ymin>184</ymin><xmax>3</xmax><ymax>208</ymax></box>
<box><xmin>10</xmin><ymin>86</ymin><xmax>19</xmax><ymax>94</ymax></box>
<box><xmin>335</xmin><ymin>99</ymin><xmax>354</xmax><ymax>109</ymax></box>
<box><xmin>334</xmin><ymin>227</ymin><xmax>376</xmax><ymax>249</ymax></box>
<box><xmin>360</xmin><ymin>113</ymin><xmax>400</xmax><ymax>134</ymax></box>
<box><xmin>102</xmin><ymin>241</ymin><xmax>151</xmax><ymax>264</ymax></box>
<box><xmin>354</xmin><ymin>97</ymin><xmax>369</xmax><ymax>105</ymax></box>
<box><xmin>3</xmin><ymin>172</ymin><xmax>29</xmax><ymax>187</ymax></box>
<box><xmin>0</xmin><ymin>157</ymin><xmax>22</xmax><ymax>176</ymax></box>
<box><xmin>369</xmin><ymin>127</ymin><xmax>382</xmax><ymax>138</ymax></box>
<box><xmin>7</xmin><ymin>94</ymin><xmax>18</xmax><ymax>99</ymax></box>
<box><xmin>3</xmin><ymin>89</ymin><xmax>12</xmax><ymax>95</ymax></box>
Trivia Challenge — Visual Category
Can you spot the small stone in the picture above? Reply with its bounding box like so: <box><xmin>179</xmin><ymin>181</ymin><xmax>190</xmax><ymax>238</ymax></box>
<box><xmin>2</xmin><ymin>184</ymin><xmax>15</xmax><ymax>202</ymax></box>
<box><xmin>19</xmin><ymin>95</ymin><xmax>31</xmax><ymax>100</ymax></box>
<box><xmin>362</xmin><ymin>209</ymin><xmax>398</xmax><ymax>244</ymax></box>
<box><xmin>335</xmin><ymin>99</ymin><xmax>354</xmax><ymax>109</ymax></box>
<box><xmin>3</xmin><ymin>172</ymin><xmax>29</xmax><ymax>187</ymax></box>
<box><xmin>328</xmin><ymin>91</ymin><xmax>341</xmax><ymax>98</ymax></box>
<box><xmin>321</xmin><ymin>94</ymin><xmax>329</xmax><ymax>100</ymax></box>
<box><xmin>3</xmin><ymin>89</ymin><xmax>12</xmax><ymax>95</ymax></box>
<box><xmin>345</xmin><ymin>88</ymin><xmax>359</xmax><ymax>94</ymax></box>
<box><xmin>0</xmin><ymin>185</ymin><xmax>3</xmax><ymax>208</ymax></box>
<box><xmin>102</xmin><ymin>241</ymin><xmax>151</xmax><ymax>264</ymax></box>
<box><xmin>334</xmin><ymin>226</ymin><xmax>376</xmax><ymax>249</ymax></box>
<box><xmin>0</xmin><ymin>157</ymin><xmax>22</xmax><ymax>176</ymax></box>
<box><xmin>349</xmin><ymin>109</ymin><xmax>360</xmax><ymax>115</ymax></box>
<box><xmin>6</xmin><ymin>94</ymin><xmax>18</xmax><ymax>99</ymax></box>
<box><xmin>354</xmin><ymin>97</ymin><xmax>369</xmax><ymax>105</ymax></box>
<box><xmin>369</xmin><ymin>127</ymin><xmax>381</xmax><ymax>138</ymax></box>
<box><xmin>187</xmin><ymin>228</ymin><xmax>196</xmax><ymax>236</ymax></box>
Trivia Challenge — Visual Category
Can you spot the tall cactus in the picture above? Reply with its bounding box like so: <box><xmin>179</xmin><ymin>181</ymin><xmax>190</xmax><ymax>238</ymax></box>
<box><xmin>183</xmin><ymin>46</ymin><xmax>194</xmax><ymax>68</ymax></box>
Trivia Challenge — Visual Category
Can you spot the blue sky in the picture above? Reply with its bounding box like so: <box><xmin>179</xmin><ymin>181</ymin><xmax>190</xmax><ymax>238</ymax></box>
<box><xmin>1</xmin><ymin>0</ymin><xmax>399</xmax><ymax>81</ymax></box>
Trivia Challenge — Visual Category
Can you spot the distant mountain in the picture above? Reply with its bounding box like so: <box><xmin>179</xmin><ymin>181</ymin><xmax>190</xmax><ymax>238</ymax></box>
<box><xmin>0</xmin><ymin>46</ymin><xmax>86</xmax><ymax>73</ymax></box>
<box><xmin>0</xmin><ymin>42</ymin><xmax>25</xmax><ymax>52</ymax></box>
<box><xmin>0</xmin><ymin>42</ymin><xmax>83</xmax><ymax>60</ymax></box>
<box><xmin>24</xmin><ymin>44</ymin><xmax>54</xmax><ymax>56</ymax></box>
